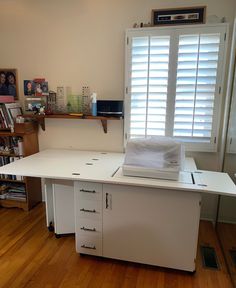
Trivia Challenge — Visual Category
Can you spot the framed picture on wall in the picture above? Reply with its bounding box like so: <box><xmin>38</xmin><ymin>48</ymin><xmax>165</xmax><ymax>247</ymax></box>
<box><xmin>152</xmin><ymin>6</ymin><xmax>206</xmax><ymax>26</ymax></box>
<box><xmin>0</xmin><ymin>69</ymin><xmax>18</xmax><ymax>99</ymax></box>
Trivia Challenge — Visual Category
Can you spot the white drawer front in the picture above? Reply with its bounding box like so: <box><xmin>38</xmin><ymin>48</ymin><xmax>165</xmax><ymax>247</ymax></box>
<box><xmin>78</xmin><ymin>199</ymin><xmax>102</xmax><ymax>220</ymax></box>
<box><xmin>77</xmin><ymin>218</ymin><xmax>102</xmax><ymax>236</ymax></box>
<box><xmin>75</xmin><ymin>181</ymin><xmax>102</xmax><ymax>201</ymax></box>
<box><xmin>77</xmin><ymin>235</ymin><xmax>102</xmax><ymax>256</ymax></box>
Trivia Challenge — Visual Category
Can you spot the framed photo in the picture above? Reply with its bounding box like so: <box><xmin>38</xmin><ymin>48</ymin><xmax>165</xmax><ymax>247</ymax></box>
<box><xmin>4</xmin><ymin>102</ymin><xmax>23</xmax><ymax>125</ymax></box>
<box><xmin>24</xmin><ymin>79</ymin><xmax>48</xmax><ymax>96</ymax></box>
<box><xmin>8</xmin><ymin>107</ymin><xmax>23</xmax><ymax>120</ymax></box>
<box><xmin>0</xmin><ymin>69</ymin><xmax>18</xmax><ymax>99</ymax></box>
<box><xmin>152</xmin><ymin>6</ymin><xmax>206</xmax><ymax>26</ymax></box>
<box><xmin>24</xmin><ymin>80</ymin><xmax>35</xmax><ymax>96</ymax></box>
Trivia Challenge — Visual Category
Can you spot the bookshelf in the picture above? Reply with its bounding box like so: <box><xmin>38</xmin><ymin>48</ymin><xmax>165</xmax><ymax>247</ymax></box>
<box><xmin>0</xmin><ymin>127</ymin><xmax>42</xmax><ymax>211</ymax></box>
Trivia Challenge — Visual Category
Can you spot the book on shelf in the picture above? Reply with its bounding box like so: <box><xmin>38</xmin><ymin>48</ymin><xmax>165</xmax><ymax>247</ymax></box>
<box><xmin>6</xmin><ymin>192</ymin><xmax>26</xmax><ymax>201</ymax></box>
<box><xmin>0</xmin><ymin>155</ymin><xmax>24</xmax><ymax>181</ymax></box>
<box><xmin>0</xmin><ymin>182</ymin><xmax>26</xmax><ymax>201</ymax></box>
<box><xmin>0</xmin><ymin>104</ymin><xmax>10</xmax><ymax>128</ymax></box>
<box><xmin>0</xmin><ymin>108</ymin><xmax>7</xmax><ymax>129</ymax></box>
<box><xmin>6</xmin><ymin>185</ymin><xmax>26</xmax><ymax>201</ymax></box>
<box><xmin>0</xmin><ymin>184</ymin><xmax>9</xmax><ymax>199</ymax></box>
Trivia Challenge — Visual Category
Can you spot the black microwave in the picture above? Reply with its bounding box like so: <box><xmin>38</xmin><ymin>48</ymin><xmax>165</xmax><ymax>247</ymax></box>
<box><xmin>97</xmin><ymin>100</ymin><xmax>123</xmax><ymax>117</ymax></box>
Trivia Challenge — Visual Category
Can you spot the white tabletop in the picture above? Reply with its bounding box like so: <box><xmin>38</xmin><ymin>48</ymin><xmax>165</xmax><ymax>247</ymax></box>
<box><xmin>0</xmin><ymin>149</ymin><xmax>235</xmax><ymax>197</ymax></box>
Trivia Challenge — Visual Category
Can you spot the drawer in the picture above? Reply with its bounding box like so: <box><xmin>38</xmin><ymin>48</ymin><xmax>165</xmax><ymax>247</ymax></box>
<box><xmin>78</xmin><ymin>199</ymin><xmax>102</xmax><ymax>220</ymax></box>
<box><xmin>76</xmin><ymin>235</ymin><xmax>102</xmax><ymax>256</ymax></box>
<box><xmin>75</xmin><ymin>181</ymin><xmax>102</xmax><ymax>201</ymax></box>
<box><xmin>76</xmin><ymin>218</ymin><xmax>102</xmax><ymax>236</ymax></box>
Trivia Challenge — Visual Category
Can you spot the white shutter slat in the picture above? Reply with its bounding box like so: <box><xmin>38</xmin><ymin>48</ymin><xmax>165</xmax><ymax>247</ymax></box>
<box><xmin>130</xmin><ymin>115</ymin><xmax>146</xmax><ymax>121</ymax></box>
<box><xmin>146</xmin><ymin>129</ymin><xmax>165</xmax><ymax>136</ymax></box>
<box><xmin>132</xmin><ymin>56</ymin><xmax>149</xmax><ymax>63</ymax></box>
<box><xmin>147</xmin><ymin>116</ymin><xmax>166</xmax><ymax>121</ymax></box>
<box><xmin>175</xmin><ymin>100</ymin><xmax>214</xmax><ymax>108</ymax></box>
<box><xmin>132</xmin><ymin>47</ymin><xmax>149</xmax><ymax>55</ymax></box>
<box><xmin>150</xmin><ymin>55</ymin><xmax>169</xmax><ymax>62</ymax></box>
<box><xmin>131</xmin><ymin>64</ymin><xmax>148</xmax><ymax>71</ymax></box>
<box><xmin>175</xmin><ymin>130</ymin><xmax>211</xmax><ymax>138</ymax></box>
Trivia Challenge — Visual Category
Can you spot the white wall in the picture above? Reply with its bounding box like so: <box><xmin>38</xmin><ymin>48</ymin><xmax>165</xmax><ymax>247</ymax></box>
<box><xmin>1</xmin><ymin>0</ymin><xmax>236</xmax><ymax>220</ymax></box>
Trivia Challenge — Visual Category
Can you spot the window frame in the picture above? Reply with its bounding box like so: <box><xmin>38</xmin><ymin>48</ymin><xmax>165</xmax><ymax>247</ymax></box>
<box><xmin>124</xmin><ymin>23</ymin><xmax>228</xmax><ymax>152</ymax></box>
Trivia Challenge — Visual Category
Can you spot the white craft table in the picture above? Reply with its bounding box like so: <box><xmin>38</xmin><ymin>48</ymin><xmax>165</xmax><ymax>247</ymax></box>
<box><xmin>0</xmin><ymin>149</ymin><xmax>236</xmax><ymax>272</ymax></box>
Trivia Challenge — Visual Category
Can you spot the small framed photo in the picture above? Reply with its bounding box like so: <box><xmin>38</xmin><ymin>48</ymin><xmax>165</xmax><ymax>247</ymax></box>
<box><xmin>0</xmin><ymin>69</ymin><xmax>18</xmax><ymax>99</ymax></box>
<box><xmin>24</xmin><ymin>80</ymin><xmax>35</xmax><ymax>96</ymax></box>
<box><xmin>4</xmin><ymin>102</ymin><xmax>23</xmax><ymax>125</ymax></box>
<box><xmin>152</xmin><ymin>6</ymin><xmax>206</xmax><ymax>26</ymax></box>
<box><xmin>8</xmin><ymin>106</ymin><xmax>23</xmax><ymax>120</ymax></box>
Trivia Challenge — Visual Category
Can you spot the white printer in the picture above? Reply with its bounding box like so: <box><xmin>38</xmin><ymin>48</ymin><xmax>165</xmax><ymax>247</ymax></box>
<box><xmin>122</xmin><ymin>137</ymin><xmax>185</xmax><ymax>181</ymax></box>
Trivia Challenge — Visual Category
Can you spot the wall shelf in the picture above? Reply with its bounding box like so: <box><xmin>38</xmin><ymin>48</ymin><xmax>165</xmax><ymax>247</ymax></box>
<box><xmin>23</xmin><ymin>114</ymin><xmax>122</xmax><ymax>133</ymax></box>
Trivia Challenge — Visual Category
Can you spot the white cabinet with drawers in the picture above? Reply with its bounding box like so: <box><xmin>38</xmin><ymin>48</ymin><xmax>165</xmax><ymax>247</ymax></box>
<box><xmin>74</xmin><ymin>181</ymin><xmax>201</xmax><ymax>272</ymax></box>
<box><xmin>74</xmin><ymin>181</ymin><xmax>103</xmax><ymax>256</ymax></box>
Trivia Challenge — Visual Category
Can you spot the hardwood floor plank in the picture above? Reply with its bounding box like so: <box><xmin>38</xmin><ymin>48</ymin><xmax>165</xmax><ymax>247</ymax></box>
<box><xmin>58</xmin><ymin>256</ymin><xmax>100</xmax><ymax>288</ymax></box>
<box><xmin>0</xmin><ymin>204</ymin><xmax>233</xmax><ymax>288</ymax></box>
<box><xmin>100</xmin><ymin>262</ymin><xmax>126</xmax><ymax>288</ymax></box>
<box><xmin>136</xmin><ymin>267</ymin><xmax>158</xmax><ymax>288</ymax></box>
<box><xmin>121</xmin><ymin>266</ymin><xmax>139</xmax><ymax>288</ymax></box>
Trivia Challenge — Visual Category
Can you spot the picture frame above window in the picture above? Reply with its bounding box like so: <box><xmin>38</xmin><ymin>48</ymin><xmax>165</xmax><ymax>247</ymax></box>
<box><xmin>152</xmin><ymin>6</ymin><xmax>206</xmax><ymax>26</ymax></box>
<box><xmin>0</xmin><ymin>69</ymin><xmax>18</xmax><ymax>99</ymax></box>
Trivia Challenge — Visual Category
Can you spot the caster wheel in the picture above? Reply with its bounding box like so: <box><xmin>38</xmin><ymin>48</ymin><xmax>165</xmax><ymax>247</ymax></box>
<box><xmin>48</xmin><ymin>222</ymin><xmax>54</xmax><ymax>232</ymax></box>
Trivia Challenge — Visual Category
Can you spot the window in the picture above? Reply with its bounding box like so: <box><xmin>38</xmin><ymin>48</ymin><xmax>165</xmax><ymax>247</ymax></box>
<box><xmin>124</xmin><ymin>24</ymin><xmax>228</xmax><ymax>152</ymax></box>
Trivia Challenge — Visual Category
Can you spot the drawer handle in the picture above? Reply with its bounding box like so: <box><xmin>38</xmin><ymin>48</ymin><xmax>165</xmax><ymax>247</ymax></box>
<box><xmin>80</xmin><ymin>226</ymin><xmax>96</xmax><ymax>232</ymax></box>
<box><xmin>80</xmin><ymin>189</ymin><xmax>96</xmax><ymax>194</ymax></box>
<box><xmin>81</xmin><ymin>244</ymin><xmax>96</xmax><ymax>250</ymax></box>
<box><xmin>80</xmin><ymin>208</ymin><xmax>96</xmax><ymax>213</ymax></box>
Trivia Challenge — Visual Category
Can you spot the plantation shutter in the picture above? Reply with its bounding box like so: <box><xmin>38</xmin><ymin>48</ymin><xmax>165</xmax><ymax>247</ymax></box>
<box><xmin>125</xmin><ymin>24</ymin><xmax>227</xmax><ymax>151</ymax></box>
<box><xmin>173</xmin><ymin>33</ymin><xmax>221</xmax><ymax>143</ymax></box>
<box><xmin>130</xmin><ymin>35</ymin><xmax>170</xmax><ymax>137</ymax></box>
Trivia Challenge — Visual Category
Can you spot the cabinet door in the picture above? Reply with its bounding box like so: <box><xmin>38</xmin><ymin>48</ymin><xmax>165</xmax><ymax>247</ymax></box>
<box><xmin>103</xmin><ymin>184</ymin><xmax>201</xmax><ymax>272</ymax></box>
<box><xmin>53</xmin><ymin>180</ymin><xmax>75</xmax><ymax>235</ymax></box>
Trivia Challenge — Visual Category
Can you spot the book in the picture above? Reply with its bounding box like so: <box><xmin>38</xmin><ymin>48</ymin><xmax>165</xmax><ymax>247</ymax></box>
<box><xmin>0</xmin><ymin>104</ymin><xmax>11</xmax><ymax>128</ymax></box>
<box><xmin>0</xmin><ymin>110</ymin><xmax>6</xmax><ymax>128</ymax></box>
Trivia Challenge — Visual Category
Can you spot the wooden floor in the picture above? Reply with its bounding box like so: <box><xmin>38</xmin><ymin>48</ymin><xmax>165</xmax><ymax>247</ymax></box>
<box><xmin>0</xmin><ymin>203</ymin><xmax>233</xmax><ymax>288</ymax></box>
<box><xmin>217</xmin><ymin>223</ymin><xmax>236</xmax><ymax>288</ymax></box>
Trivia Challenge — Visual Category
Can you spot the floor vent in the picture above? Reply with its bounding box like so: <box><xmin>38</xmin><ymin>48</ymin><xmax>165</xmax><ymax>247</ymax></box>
<box><xmin>229</xmin><ymin>249</ymin><xmax>236</xmax><ymax>266</ymax></box>
<box><xmin>201</xmin><ymin>245</ymin><xmax>220</xmax><ymax>270</ymax></box>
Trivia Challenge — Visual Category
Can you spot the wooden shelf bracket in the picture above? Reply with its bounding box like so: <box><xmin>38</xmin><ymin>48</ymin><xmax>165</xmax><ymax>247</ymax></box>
<box><xmin>101</xmin><ymin>119</ymin><xmax>107</xmax><ymax>133</ymax></box>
